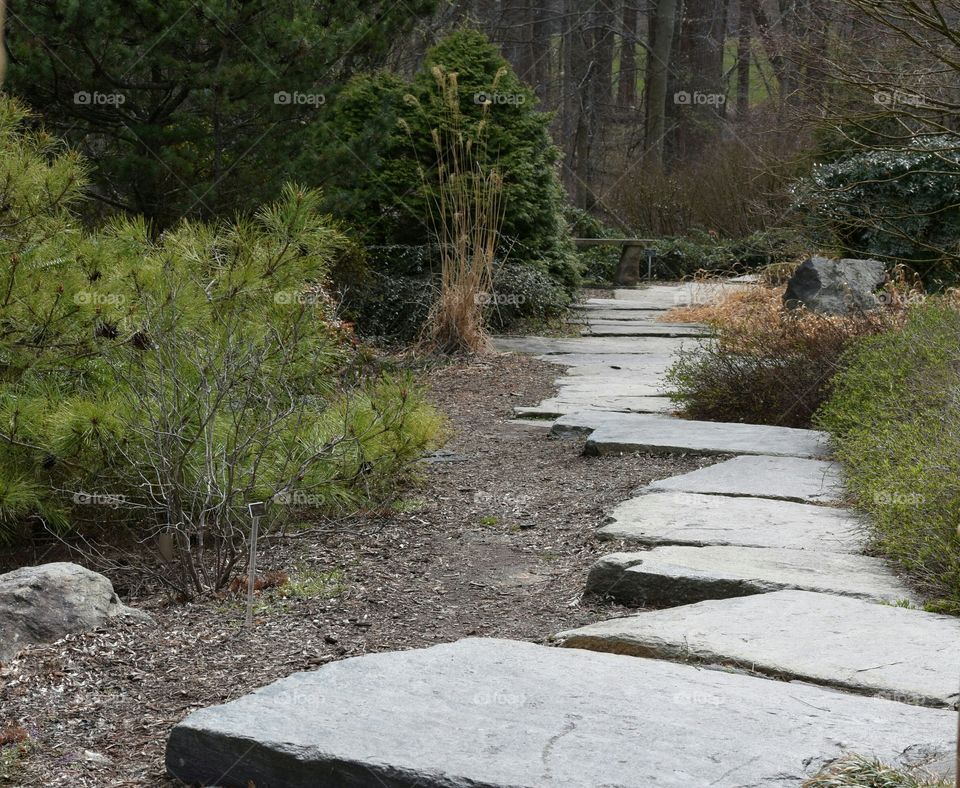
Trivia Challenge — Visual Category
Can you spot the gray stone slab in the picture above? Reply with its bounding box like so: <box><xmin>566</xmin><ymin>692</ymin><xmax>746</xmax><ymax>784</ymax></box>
<box><xmin>550</xmin><ymin>409</ymin><xmax>668</xmax><ymax>437</ymax></box>
<box><xmin>599</xmin><ymin>491</ymin><xmax>866</xmax><ymax>552</ymax></box>
<box><xmin>554</xmin><ymin>380</ymin><xmax>665</xmax><ymax>395</ymax></box>
<box><xmin>517</xmin><ymin>396</ymin><xmax>674</xmax><ymax>419</ymax></box>
<box><xmin>583</xmin><ymin>415</ymin><xmax>831</xmax><ymax>459</ymax></box>
<box><xmin>580</xmin><ymin>323</ymin><xmax>711</xmax><ymax>338</ymax></box>
<box><xmin>586</xmin><ymin>546</ymin><xmax>916</xmax><ymax>606</ymax></box>
<box><xmin>166</xmin><ymin>638</ymin><xmax>953</xmax><ymax>788</ymax></box>
<box><xmin>569</xmin><ymin>310</ymin><xmax>681</xmax><ymax>321</ymax></box>
<box><xmin>649</xmin><ymin>455</ymin><xmax>844</xmax><ymax>503</ymax></box>
<box><xmin>555</xmin><ymin>590</ymin><xmax>960</xmax><ymax>709</ymax></box>
<box><xmin>576</xmin><ymin>298</ymin><xmax>669</xmax><ymax>311</ymax></box>
<box><xmin>560</xmin><ymin>361</ymin><xmax>672</xmax><ymax>378</ymax></box>
<box><xmin>494</xmin><ymin>336</ymin><xmax>699</xmax><ymax>356</ymax></box>
<box><xmin>527</xmin><ymin>353</ymin><xmax>676</xmax><ymax>369</ymax></box>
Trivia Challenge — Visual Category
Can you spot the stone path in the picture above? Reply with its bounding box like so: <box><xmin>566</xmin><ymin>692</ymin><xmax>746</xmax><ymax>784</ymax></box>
<box><xmin>167</xmin><ymin>283</ymin><xmax>957</xmax><ymax>786</ymax></box>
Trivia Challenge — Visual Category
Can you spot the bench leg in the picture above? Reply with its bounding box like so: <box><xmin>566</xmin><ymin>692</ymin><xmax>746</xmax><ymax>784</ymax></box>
<box><xmin>615</xmin><ymin>246</ymin><xmax>643</xmax><ymax>286</ymax></box>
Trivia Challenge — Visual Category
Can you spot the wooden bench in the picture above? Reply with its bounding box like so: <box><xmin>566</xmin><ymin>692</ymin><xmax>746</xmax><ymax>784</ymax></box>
<box><xmin>573</xmin><ymin>238</ymin><xmax>658</xmax><ymax>286</ymax></box>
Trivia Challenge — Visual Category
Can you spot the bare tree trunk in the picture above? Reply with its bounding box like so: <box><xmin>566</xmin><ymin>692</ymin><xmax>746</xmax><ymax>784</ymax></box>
<box><xmin>736</xmin><ymin>0</ymin><xmax>752</xmax><ymax>119</ymax></box>
<box><xmin>803</xmin><ymin>0</ymin><xmax>829</xmax><ymax>105</ymax></box>
<box><xmin>530</xmin><ymin>1</ymin><xmax>552</xmax><ymax>102</ymax></box>
<box><xmin>752</xmin><ymin>0</ymin><xmax>789</xmax><ymax>106</ymax></box>
<box><xmin>0</xmin><ymin>0</ymin><xmax>7</xmax><ymax>89</ymax></box>
<box><xmin>645</xmin><ymin>0</ymin><xmax>679</xmax><ymax>167</ymax></box>
<box><xmin>671</xmin><ymin>0</ymin><xmax>727</xmax><ymax>159</ymax></box>
<box><xmin>618</xmin><ymin>2</ymin><xmax>639</xmax><ymax>107</ymax></box>
<box><xmin>500</xmin><ymin>0</ymin><xmax>533</xmax><ymax>83</ymax></box>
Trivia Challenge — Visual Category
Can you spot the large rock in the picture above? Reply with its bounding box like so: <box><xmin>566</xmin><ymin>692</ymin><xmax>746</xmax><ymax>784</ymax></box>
<box><xmin>555</xmin><ymin>591</ymin><xmax>960</xmax><ymax>709</ymax></box>
<box><xmin>166</xmin><ymin>638</ymin><xmax>954</xmax><ymax>788</ymax></box>
<box><xmin>0</xmin><ymin>562</ymin><xmax>151</xmax><ymax>662</ymax></box>
<box><xmin>586</xmin><ymin>546</ymin><xmax>916</xmax><ymax>606</ymax></box>
<box><xmin>783</xmin><ymin>256</ymin><xmax>886</xmax><ymax>315</ymax></box>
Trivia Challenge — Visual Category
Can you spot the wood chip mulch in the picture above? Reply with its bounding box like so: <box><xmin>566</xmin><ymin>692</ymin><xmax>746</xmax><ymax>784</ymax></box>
<box><xmin>0</xmin><ymin>351</ymin><xmax>713</xmax><ymax>786</ymax></box>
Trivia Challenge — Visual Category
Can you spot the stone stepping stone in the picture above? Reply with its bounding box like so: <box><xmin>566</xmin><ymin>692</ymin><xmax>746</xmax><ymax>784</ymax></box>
<box><xmin>515</xmin><ymin>396</ymin><xmax>673</xmax><ymax>420</ymax></box>
<box><xmin>586</xmin><ymin>546</ymin><xmax>916</xmax><ymax>606</ymax></box>
<box><xmin>568</xmin><ymin>309</ymin><xmax>679</xmax><ymax>321</ymax></box>
<box><xmin>548</xmin><ymin>411</ymin><xmax>831</xmax><ymax>458</ymax></box>
<box><xmin>580</xmin><ymin>323</ymin><xmax>711</xmax><ymax>338</ymax></box>
<box><xmin>555</xmin><ymin>590</ymin><xmax>960</xmax><ymax>709</ymax></box>
<box><xmin>166</xmin><ymin>638</ymin><xmax>953</xmax><ymax>788</ymax></box>
<box><xmin>576</xmin><ymin>298</ymin><xmax>671</xmax><ymax>311</ymax></box>
<box><xmin>649</xmin><ymin>455</ymin><xmax>844</xmax><ymax>503</ymax></box>
<box><xmin>550</xmin><ymin>409</ymin><xmax>655</xmax><ymax>436</ymax></box>
<box><xmin>555</xmin><ymin>380</ymin><xmax>665</xmax><ymax>396</ymax></box>
<box><xmin>599</xmin><ymin>491</ymin><xmax>866</xmax><ymax>552</ymax></box>
<box><xmin>494</xmin><ymin>336</ymin><xmax>698</xmax><ymax>356</ymax></box>
<box><xmin>531</xmin><ymin>353</ymin><xmax>677</xmax><ymax>369</ymax></box>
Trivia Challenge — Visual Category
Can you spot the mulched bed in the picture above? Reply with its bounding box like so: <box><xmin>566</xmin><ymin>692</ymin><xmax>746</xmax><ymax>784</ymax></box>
<box><xmin>0</xmin><ymin>351</ymin><xmax>711</xmax><ymax>786</ymax></box>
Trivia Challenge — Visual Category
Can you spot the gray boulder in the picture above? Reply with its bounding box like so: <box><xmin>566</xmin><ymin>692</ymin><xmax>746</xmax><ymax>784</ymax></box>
<box><xmin>0</xmin><ymin>562</ymin><xmax>152</xmax><ymax>662</ymax></box>
<box><xmin>783</xmin><ymin>256</ymin><xmax>886</xmax><ymax>314</ymax></box>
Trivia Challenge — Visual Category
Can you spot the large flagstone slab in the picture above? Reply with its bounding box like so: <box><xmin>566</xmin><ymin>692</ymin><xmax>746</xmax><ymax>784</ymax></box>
<box><xmin>586</xmin><ymin>416</ymin><xmax>830</xmax><ymax>458</ymax></box>
<box><xmin>166</xmin><ymin>638</ymin><xmax>953</xmax><ymax>788</ymax></box>
<box><xmin>493</xmin><ymin>336</ymin><xmax>699</xmax><ymax>356</ymax></box>
<box><xmin>649</xmin><ymin>455</ymin><xmax>844</xmax><ymax>503</ymax></box>
<box><xmin>516</xmin><ymin>396</ymin><xmax>674</xmax><ymax>419</ymax></box>
<box><xmin>599</xmin><ymin>491</ymin><xmax>866</xmax><ymax>551</ymax></box>
<box><xmin>586</xmin><ymin>546</ymin><xmax>916</xmax><ymax>606</ymax></box>
<box><xmin>555</xmin><ymin>591</ymin><xmax>960</xmax><ymax>709</ymax></box>
<box><xmin>548</xmin><ymin>411</ymin><xmax>830</xmax><ymax>458</ymax></box>
<box><xmin>580</xmin><ymin>323</ymin><xmax>711</xmax><ymax>338</ymax></box>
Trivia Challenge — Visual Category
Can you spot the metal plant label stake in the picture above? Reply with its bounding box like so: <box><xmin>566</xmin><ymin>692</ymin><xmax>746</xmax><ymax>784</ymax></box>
<box><xmin>245</xmin><ymin>502</ymin><xmax>266</xmax><ymax>627</ymax></box>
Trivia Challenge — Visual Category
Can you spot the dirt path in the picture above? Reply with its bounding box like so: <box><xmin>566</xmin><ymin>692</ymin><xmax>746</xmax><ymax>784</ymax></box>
<box><xmin>1</xmin><ymin>352</ymin><xmax>708</xmax><ymax>787</ymax></box>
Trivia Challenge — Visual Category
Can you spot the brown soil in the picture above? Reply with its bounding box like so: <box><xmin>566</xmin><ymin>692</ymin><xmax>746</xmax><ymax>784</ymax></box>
<box><xmin>0</xmin><ymin>352</ymin><xmax>710</xmax><ymax>786</ymax></box>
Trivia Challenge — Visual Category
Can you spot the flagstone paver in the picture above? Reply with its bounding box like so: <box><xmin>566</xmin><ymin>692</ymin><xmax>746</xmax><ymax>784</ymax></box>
<box><xmin>586</xmin><ymin>546</ymin><xmax>916</xmax><ymax>606</ymax></box>
<box><xmin>166</xmin><ymin>638</ymin><xmax>954</xmax><ymax>788</ymax></box>
<box><xmin>599</xmin><ymin>491</ymin><xmax>866</xmax><ymax>551</ymax></box>
<box><xmin>648</xmin><ymin>454</ymin><xmax>844</xmax><ymax>502</ymax></box>
<box><xmin>555</xmin><ymin>591</ymin><xmax>960</xmax><ymax>708</ymax></box>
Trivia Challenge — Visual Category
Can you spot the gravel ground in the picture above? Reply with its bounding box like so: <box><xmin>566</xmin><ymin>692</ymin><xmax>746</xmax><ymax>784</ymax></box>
<box><xmin>0</xmin><ymin>351</ymin><xmax>711</xmax><ymax>787</ymax></box>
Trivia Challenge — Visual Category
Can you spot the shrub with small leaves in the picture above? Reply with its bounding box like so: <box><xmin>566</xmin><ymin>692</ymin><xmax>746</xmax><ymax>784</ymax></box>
<box><xmin>795</xmin><ymin>137</ymin><xmax>960</xmax><ymax>285</ymax></box>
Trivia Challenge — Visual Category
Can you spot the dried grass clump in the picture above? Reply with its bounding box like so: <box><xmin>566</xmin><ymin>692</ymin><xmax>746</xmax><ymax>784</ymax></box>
<box><xmin>665</xmin><ymin>272</ymin><xmax>923</xmax><ymax>427</ymax></box>
<box><xmin>408</xmin><ymin>66</ymin><xmax>506</xmax><ymax>355</ymax></box>
<box><xmin>802</xmin><ymin>753</ymin><xmax>951</xmax><ymax>787</ymax></box>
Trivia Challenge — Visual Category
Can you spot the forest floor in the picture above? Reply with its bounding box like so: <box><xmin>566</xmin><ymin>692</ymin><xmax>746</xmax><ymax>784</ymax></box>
<box><xmin>0</xmin><ymin>350</ymin><xmax>713</xmax><ymax>787</ymax></box>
